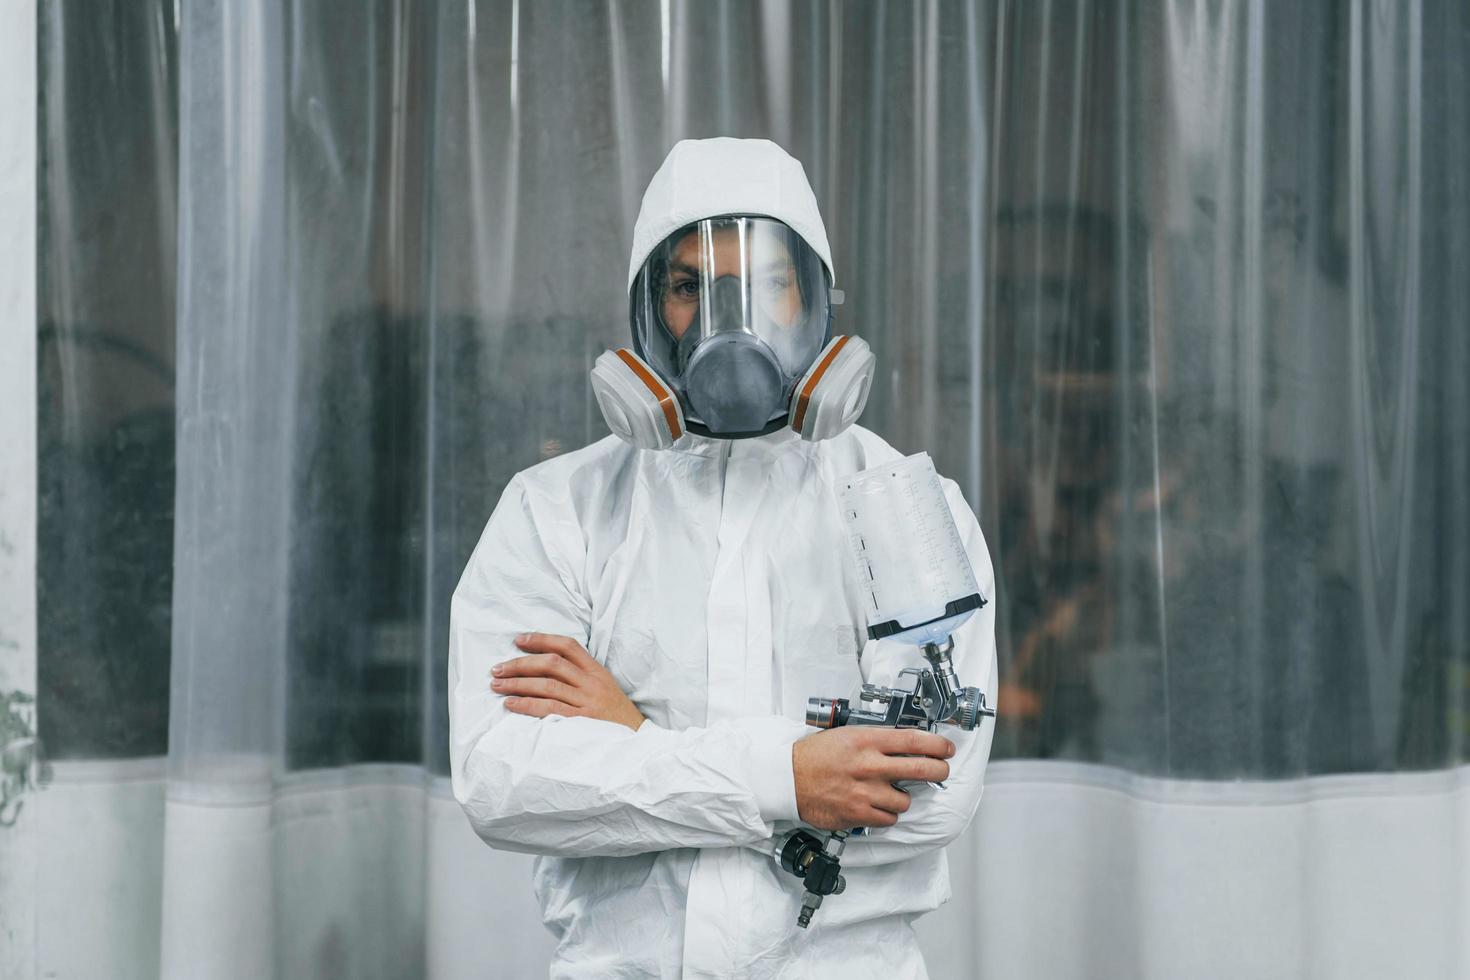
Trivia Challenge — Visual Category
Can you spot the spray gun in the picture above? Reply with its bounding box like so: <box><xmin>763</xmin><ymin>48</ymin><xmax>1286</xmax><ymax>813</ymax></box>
<box><xmin>774</xmin><ymin>453</ymin><xmax>994</xmax><ymax>929</ymax></box>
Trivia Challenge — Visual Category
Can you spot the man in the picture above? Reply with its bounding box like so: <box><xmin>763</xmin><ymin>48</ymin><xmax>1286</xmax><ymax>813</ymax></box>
<box><xmin>449</xmin><ymin>138</ymin><xmax>997</xmax><ymax>978</ymax></box>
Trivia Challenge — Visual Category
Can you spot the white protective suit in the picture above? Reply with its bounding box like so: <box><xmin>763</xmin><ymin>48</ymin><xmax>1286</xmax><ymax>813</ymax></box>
<box><xmin>449</xmin><ymin>139</ymin><xmax>998</xmax><ymax>979</ymax></box>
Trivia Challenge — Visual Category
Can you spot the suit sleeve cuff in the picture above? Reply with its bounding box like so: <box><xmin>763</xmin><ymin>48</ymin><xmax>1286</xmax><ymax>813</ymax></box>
<box><xmin>747</xmin><ymin>734</ymin><xmax>800</xmax><ymax>824</ymax></box>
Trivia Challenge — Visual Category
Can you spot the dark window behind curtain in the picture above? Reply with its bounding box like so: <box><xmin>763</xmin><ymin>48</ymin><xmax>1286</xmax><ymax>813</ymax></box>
<box><xmin>38</xmin><ymin>0</ymin><xmax>178</xmax><ymax>758</ymax></box>
<box><xmin>39</xmin><ymin>1</ymin><xmax>1469</xmax><ymax>779</ymax></box>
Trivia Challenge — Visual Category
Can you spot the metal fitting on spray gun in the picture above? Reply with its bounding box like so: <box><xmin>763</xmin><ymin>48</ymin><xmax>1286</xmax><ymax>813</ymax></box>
<box><xmin>775</xmin><ymin>827</ymin><xmax>848</xmax><ymax>928</ymax></box>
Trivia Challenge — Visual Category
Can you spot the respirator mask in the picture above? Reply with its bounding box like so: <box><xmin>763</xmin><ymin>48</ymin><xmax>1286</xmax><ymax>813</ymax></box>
<box><xmin>592</xmin><ymin>215</ymin><xmax>874</xmax><ymax>449</ymax></box>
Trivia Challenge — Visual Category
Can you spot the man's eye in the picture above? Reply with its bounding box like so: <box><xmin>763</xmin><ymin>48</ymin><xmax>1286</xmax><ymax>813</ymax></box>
<box><xmin>761</xmin><ymin>276</ymin><xmax>791</xmax><ymax>293</ymax></box>
<box><xmin>671</xmin><ymin>280</ymin><xmax>701</xmax><ymax>299</ymax></box>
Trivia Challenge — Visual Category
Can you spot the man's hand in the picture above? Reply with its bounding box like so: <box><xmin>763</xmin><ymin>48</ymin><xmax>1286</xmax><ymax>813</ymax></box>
<box><xmin>792</xmin><ymin>727</ymin><xmax>954</xmax><ymax>831</ymax></box>
<box><xmin>491</xmin><ymin>633</ymin><xmax>646</xmax><ymax>732</ymax></box>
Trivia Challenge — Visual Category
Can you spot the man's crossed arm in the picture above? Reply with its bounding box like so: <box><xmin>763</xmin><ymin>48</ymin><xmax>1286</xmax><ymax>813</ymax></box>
<box><xmin>492</xmin><ymin>631</ymin><xmax>955</xmax><ymax>833</ymax></box>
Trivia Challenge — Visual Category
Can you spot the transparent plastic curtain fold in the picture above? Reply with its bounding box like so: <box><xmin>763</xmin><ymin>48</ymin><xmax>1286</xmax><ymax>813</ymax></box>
<box><xmin>980</xmin><ymin>0</ymin><xmax>1468</xmax><ymax>778</ymax></box>
<box><xmin>39</xmin><ymin>0</ymin><xmax>1468</xmax><ymax>794</ymax></box>
<box><xmin>37</xmin><ymin>0</ymin><xmax>178</xmax><ymax>759</ymax></box>
<box><xmin>169</xmin><ymin>0</ymin><xmax>441</xmax><ymax>785</ymax></box>
<box><xmin>427</xmin><ymin>0</ymin><xmax>1470</xmax><ymax>782</ymax></box>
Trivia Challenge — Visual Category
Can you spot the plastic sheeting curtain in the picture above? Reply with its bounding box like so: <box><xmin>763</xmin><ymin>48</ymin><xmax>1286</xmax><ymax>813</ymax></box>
<box><xmin>32</xmin><ymin>1</ymin><xmax>1469</xmax><ymax>978</ymax></box>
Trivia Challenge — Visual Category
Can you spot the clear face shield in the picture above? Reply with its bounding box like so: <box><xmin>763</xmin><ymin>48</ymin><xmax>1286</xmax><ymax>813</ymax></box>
<box><xmin>630</xmin><ymin>216</ymin><xmax>833</xmax><ymax>437</ymax></box>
